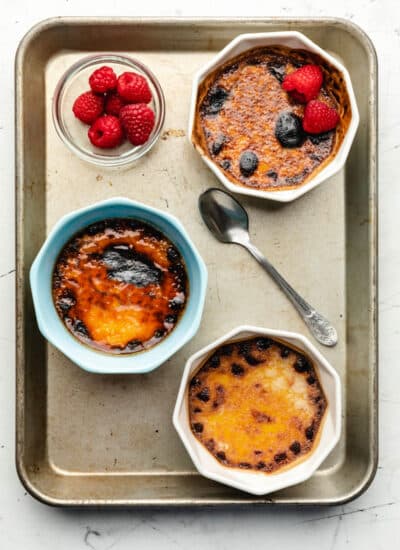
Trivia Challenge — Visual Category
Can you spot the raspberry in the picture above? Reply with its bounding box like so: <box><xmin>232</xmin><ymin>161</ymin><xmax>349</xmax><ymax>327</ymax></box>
<box><xmin>282</xmin><ymin>64</ymin><xmax>323</xmax><ymax>103</ymax></box>
<box><xmin>104</xmin><ymin>92</ymin><xmax>126</xmax><ymax>116</ymax></box>
<box><xmin>89</xmin><ymin>66</ymin><xmax>117</xmax><ymax>94</ymax></box>
<box><xmin>88</xmin><ymin>115</ymin><xmax>124</xmax><ymax>148</ymax></box>
<box><xmin>72</xmin><ymin>91</ymin><xmax>104</xmax><ymax>124</ymax></box>
<box><xmin>117</xmin><ymin>72</ymin><xmax>152</xmax><ymax>103</ymax></box>
<box><xmin>120</xmin><ymin>104</ymin><xmax>155</xmax><ymax>145</ymax></box>
<box><xmin>302</xmin><ymin>100</ymin><xmax>340</xmax><ymax>134</ymax></box>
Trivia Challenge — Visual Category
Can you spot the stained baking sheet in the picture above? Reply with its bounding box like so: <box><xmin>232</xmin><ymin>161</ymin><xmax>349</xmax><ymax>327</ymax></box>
<box><xmin>15</xmin><ymin>17</ymin><xmax>377</xmax><ymax>505</ymax></box>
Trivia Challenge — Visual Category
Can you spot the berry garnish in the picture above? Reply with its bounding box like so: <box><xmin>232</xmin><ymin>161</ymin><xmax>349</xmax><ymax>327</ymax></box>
<box><xmin>275</xmin><ymin>112</ymin><xmax>304</xmax><ymax>148</ymax></box>
<box><xmin>302</xmin><ymin>100</ymin><xmax>339</xmax><ymax>134</ymax></box>
<box><xmin>72</xmin><ymin>91</ymin><xmax>104</xmax><ymax>124</ymax></box>
<box><xmin>239</xmin><ymin>151</ymin><xmax>258</xmax><ymax>177</ymax></box>
<box><xmin>88</xmin><ymin>115</ymin><xmax>124</xmax><ymax>148</ymax></box>
<box><xmin>282</xmin><ymin>64</ymin><xmax>323</xmax><ymax>104</ymax></box>
<box><xmin>104</xmin><ymin>92</ymin><xmax>126</xmax><ymax>116</ymax></box>
<box><xmin>117</xmin><ymin>72</ymin><xmax>152</xmax><ymax>103</ymax></box>
<box><xmin>89</xmin><ymin>66</ymin><xmax>117</xmax><ymax>94</ymax></box>
<box><xmin>120</xmin><ymin>103</ymin><xmax>155</xmax><ymax>145</ymax></box>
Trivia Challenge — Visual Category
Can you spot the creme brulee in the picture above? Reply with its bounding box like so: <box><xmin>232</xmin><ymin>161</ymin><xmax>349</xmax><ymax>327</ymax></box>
<box><xmin>52</xmin><ymin>218</ymin><xmax>188</xmax><ymax>354</ymax></box>
<box><xmin>188</xmin><ymin>337</ymin><xmax>327</xmax><ymax>473</ymax></box>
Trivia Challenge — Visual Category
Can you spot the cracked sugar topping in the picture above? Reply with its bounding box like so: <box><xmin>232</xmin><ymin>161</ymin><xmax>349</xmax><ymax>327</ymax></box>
<box><xmin>189</xmin><ymin>337</ymin><xmax>327</xmax><ymax>473</ymax></box>
<box><xmin>194</xmin><ymin>45</ymin><xmax>351</xmax><ymax>191</ymax></box>
<box><xmin>53</xmin><ymin>218</ymin><xmax>188</xmax><ymax>354</ymax></box>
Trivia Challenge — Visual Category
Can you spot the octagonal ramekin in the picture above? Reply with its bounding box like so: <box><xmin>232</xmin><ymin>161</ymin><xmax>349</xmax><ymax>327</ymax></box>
<box><xmin>173</xmin><ymin>325</ymin><xmax>342</xmax><ymax>495</ymax></box>
<box><xmin>188</xmin><ymin>31</ymin><xmax>359</xmax><ymax>203</ymax></box>
<box><xmin>30</xmin><ymin>197</ymin><xmax>207</xmax><ymax>374</ymax></box>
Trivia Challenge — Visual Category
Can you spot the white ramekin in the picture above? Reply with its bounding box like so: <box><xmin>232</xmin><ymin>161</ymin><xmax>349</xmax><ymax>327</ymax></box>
<box><xmin>188</xmin><ymin>31</ymin><xmax>359</xmax><ymax>203</ymax></box>
<box><xmin>173</xmin><ymin>325</ymin><xmax>342</xmax><ymax>495</ymax></box>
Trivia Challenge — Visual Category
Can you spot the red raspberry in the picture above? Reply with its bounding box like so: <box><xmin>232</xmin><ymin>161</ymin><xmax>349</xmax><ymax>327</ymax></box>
<box><xmin>72</xmin><ymin>91</ymin><xmax>104</xmax><ymax>124</ymax></box>
<box><xmin>117</xmin><ymin>72</ymin><xmax>152</xmax><ymax>103</ymax></box>
<box><xmin>302</xmin><ymin>100</ymin><xmax>340</xmax><ymax>134</ymax></box>
<box><xmin>282</xmin><ymin>65</ymin><xmax>323</xmax><ymax>103</ymax></box>
<box><xmin>89</xmin><ymin>66</ymin><xmax>117</xmax><ymax>94</ymax></box>
<box><xmin>104</xmin><ymin>92</ymin><xmax>126</xmax><ymax>116</ymax></box>
<box><xmin>120</xmin><ymin>104</ymin><xmax>155</xmax><ymax>145</ymax></box>
<box><xmin>88</xmin><ymin>115</ymin><xmax>124</xmax><ymax>148</ymax></box>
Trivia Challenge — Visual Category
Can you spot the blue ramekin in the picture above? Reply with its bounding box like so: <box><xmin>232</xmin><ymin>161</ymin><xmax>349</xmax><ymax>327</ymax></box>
<box><xmin>30</xmin><ymin>197</ymin><xmax>208</xmax><ymax>374</ymax></box>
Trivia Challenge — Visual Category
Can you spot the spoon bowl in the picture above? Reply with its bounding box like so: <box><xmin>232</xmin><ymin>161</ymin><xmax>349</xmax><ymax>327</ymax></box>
<box><xmin>199</xmin><ymin>188</ymin><xmax>250</xmax><ymax>245</ymax></box>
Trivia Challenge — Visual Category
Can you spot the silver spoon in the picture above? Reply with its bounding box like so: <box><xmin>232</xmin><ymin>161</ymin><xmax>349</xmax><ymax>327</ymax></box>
<box><xmin>199</xmin><ymin>188</ymin><xmax>338</xmax><ymax>347</ymax></box>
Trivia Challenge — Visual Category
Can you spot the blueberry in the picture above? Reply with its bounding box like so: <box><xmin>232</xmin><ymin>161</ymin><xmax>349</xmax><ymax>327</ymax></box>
<box><xmin>275</xmin><ymin>112</ymin><xmax>304</xmax><ymax>148</ymax></box>
<box><xmin>210</xmin><ymin>134</ymin><xmax>226</xmax><ymax>155</ymax></box>
<box><xmin>220</xmin><ymin>160</ymin><xmax>231</xmax><ymax>170</ymax></box>
<box><xmin>201</xmin><ymin>86</ymin><xmax>229</xmax><ymax>115</ymax></box>
<box><xmin>239</xmin><ymin>151</ymin><xmax>258</xmax><ymax>177</ymax></box>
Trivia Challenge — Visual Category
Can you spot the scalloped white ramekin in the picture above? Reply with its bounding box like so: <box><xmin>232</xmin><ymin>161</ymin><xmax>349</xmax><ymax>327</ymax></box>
<box><xmin>173</xmin><ymin>325</ymin><xmax>342</xmax><ymax>495</ymax></box>
<box><xmin>188</xmin><ymin>31</ymin><xmax>359</xmax><ymax>203</ymax></box>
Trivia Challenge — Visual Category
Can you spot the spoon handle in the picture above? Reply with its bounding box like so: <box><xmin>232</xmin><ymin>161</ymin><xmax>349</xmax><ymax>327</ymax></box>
<box><xmin>245</xmin><ymin>242</ymin><xmax>338</xmax><ymax>347</ymax></box>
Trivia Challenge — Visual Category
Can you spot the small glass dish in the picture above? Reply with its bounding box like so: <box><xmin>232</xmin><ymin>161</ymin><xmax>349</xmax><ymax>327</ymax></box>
<box><xmin>52</xmin><ymin>54</ymin><xmax>165</xmax><ymax>167</ymax></box>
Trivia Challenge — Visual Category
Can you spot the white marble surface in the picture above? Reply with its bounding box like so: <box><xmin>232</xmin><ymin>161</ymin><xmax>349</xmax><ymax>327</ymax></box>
<box><xmin>0</xmin><ymin>1</ymin><xmax>398</xmax><ymax>547</ymax></box>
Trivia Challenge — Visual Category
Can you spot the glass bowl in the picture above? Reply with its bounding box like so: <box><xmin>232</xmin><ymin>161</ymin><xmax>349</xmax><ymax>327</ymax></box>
<box><xmin>52</xmin><ymin>54</ymin><xmax>165</xmax><ymax>167</ymax></box>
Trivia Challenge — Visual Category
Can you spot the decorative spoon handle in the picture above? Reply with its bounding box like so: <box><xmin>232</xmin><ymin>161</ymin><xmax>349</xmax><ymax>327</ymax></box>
<box><xmin>244</xmin><ymin>241</ymin><xmax>338</xmax><ymax>347</ymax></box>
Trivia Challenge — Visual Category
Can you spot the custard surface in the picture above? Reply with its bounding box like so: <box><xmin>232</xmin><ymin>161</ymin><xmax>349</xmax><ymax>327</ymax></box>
<box><xmin>189</xmin><ymin>337</ymin><xmax>327</xmax><ymax>473</ymax></box>
<box><xmin>194</xmin><ymin>46</ymin><xmax>351</xmax><ymax>191</ymax></box>
<box><xmin>53</xmin><ymin>218</ymin><xmax>188</xmax><ymax>354</ymax></box>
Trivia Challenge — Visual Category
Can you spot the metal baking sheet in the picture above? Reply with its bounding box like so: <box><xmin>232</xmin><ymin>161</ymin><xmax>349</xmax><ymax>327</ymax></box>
<box><xmin>15</xmin><ymin>17</ymin><xmax>378</xmax><ymax>506</ymax></box>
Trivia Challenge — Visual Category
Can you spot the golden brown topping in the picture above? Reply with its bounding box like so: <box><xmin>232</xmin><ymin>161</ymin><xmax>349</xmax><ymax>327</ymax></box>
<box><xmin>189</xmin><ymin>337</ymin><xmax>327</xmax><ymax>473</ymax></box>
<box><xmin>193</xmin><ymin>46</ymin><xmax>351</xmax><ymax>191</ymax></box>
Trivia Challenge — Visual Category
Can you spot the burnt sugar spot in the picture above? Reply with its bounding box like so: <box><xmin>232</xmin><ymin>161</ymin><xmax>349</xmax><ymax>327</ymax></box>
<box><xmin>231</xmin><ymin>363</ymin><xmax>245</xmax><ymax>376</ymax></box>
<box><xmin>294</xmin><ymin>356</ymin><xmax>311</xmax><ymax>373</ymax></box>
<box><xmin>251</xmin><ymin>410</ymin><xmax>273</xmax><ymax>423</ymax></box>
<box><xmin>289</xmin><ymin>441</ymin><xmax>301</xmax><ymax>455</ymax></box>
<box><xmin>196</xmin><ymin>388</ymin><xmax>210</xmax><ymax>402</ymax></box>
<box><xmin>102</xmin><ymin>244</ymin><xmax>162</xmax><ymax>287</ymax></box>
<box><xmin>201</xmin><ymin>86</ymin><xmax>229</xmax><ymax>116</ymax></box>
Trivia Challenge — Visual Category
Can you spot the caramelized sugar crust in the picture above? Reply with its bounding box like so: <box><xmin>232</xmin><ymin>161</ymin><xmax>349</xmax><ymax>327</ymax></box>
<box><xmin>194</xmin><ymin>46</ymin><xmax>351</xmax><ymax>191</ymax></box>
<box><xmin>53</xmin><ymin>219</ymin><xmax>188</xmax><ymax>354</ymax></box>
<box><xmin>189</xmin><ymin>337</ymin><xmax>327</xmax><ymax>473</ymax></box>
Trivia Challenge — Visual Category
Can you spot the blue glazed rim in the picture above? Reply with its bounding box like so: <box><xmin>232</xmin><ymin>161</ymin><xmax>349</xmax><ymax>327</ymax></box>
<box><xmin>29</xmin><ymin>197</ymin><xmax>208</xmax><ymax>374</ymax></box>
